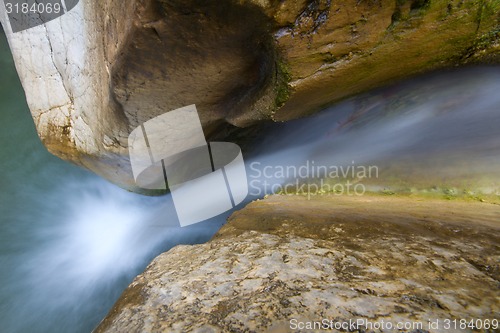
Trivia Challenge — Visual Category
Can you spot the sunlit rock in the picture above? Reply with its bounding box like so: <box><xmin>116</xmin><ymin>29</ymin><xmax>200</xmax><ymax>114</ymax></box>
<box><xmin>95</xmin><ymin>195</ymin><xmax>500</xmax><ymax>333</ymax></box>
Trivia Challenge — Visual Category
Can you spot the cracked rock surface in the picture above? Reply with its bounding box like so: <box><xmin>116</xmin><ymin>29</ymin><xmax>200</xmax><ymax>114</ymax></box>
<box><xmin>95</xmin><ymin>195</ymin><xmax>500</xmax><ymax>332</ymax></box>
<box><xmin>1</xmin><ymin>0</ymin><xmax>499</xmax><ymax>192</ymax></box>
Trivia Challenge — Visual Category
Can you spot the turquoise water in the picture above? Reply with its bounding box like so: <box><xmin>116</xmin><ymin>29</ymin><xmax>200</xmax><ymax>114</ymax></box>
<box><xmin>0</xmin><ymin>29</ymin><xmax>223</xmax><ymax>333</ymax></box>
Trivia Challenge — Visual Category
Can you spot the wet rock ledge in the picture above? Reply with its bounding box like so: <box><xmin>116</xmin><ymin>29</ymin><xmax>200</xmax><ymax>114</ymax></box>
<box><xmin>95</xmin><ymin>195</ymin><xmax>500</xmax><ymax>333</ymax></box>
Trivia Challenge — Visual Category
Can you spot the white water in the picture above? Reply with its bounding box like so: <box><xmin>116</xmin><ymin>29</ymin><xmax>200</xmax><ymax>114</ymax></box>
<box><xmin>2</xmin><ymin>177</ymin><xmax>225</xmax><ymax>332</ymax></box>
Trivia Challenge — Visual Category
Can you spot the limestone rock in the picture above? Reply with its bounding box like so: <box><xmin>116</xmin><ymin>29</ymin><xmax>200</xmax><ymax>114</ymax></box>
<box><xmin>1</xmin><ymin>1</ymin><xmax>499</xmax><ymax>191</ymax></box>
<box><xmin>95</xmin><ymin>195</ymin><xmax>500</xmax><ymax>332</ymax></box>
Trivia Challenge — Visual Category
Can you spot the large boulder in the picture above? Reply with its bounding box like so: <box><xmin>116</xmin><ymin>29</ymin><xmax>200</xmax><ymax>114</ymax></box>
<box><xmin>95</xmin><ymin>195</ymin><xmax>500</xmax><ymax>332</ymax></box>
<box><xmin>1</xmin><ymin>0</ymin><xmax>499</xmax><ymax>191</ymax></box>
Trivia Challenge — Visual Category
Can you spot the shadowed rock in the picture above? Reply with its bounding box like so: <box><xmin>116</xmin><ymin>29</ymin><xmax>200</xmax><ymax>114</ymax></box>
<box><xmin>0</xmin><ymin>0</ymin><xmax>498</xmax><ymax>191</ymax></box>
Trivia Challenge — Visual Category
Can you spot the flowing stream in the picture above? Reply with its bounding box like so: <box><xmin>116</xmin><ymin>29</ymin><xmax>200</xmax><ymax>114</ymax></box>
<box><xmin>1</xmin><ymin>28</ymin><xmax>499</xmax><ymax>333</ymax></box>
<box><xmin>248</xmin><ymin>67</ymin><xmax>500</xmax><ymax>197</ymax></box>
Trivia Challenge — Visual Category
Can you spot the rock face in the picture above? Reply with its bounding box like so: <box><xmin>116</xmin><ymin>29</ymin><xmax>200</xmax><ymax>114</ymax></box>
<box><xmin>1</xmin><ymin>1</ymin><xmax>499</xmax><ymax>191</ymax></box>
<box><xmin>95</xmin><ymin>195</ymin><xmax>500</xmax><ymax>333</ymax></box>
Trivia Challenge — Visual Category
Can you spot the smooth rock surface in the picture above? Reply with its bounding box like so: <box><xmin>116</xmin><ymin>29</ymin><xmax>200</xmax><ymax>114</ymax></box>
<box><xmin>95</xmin><ymin>195</ymin><xmax>500</xmax><ymax>332</ymax></box>
<box><xmin>1</xmin><ymin>0</ymin><xmax>499</xmax><ymax>191</ymax></box>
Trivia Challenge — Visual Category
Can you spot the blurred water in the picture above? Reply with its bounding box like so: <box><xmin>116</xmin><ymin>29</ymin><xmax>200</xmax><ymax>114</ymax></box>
<box><xmin>249</xmin><ymin>67</ymin><xmax>500</xmax><ymax>195</ymax></box>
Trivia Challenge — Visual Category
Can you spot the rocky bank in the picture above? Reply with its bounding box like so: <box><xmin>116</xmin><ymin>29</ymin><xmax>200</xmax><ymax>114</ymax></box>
<box><xmin>95</xmin><ymin>195</ymin><xmax>500</xmax><ymax>333</ymax></box>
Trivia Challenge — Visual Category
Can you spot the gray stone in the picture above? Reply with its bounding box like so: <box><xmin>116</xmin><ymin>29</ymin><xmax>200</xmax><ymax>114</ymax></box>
<box><xmin>95</xmin><ymin>195</ymin><xmax>500</xmax><ymax>332</ymax></box>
